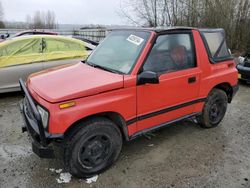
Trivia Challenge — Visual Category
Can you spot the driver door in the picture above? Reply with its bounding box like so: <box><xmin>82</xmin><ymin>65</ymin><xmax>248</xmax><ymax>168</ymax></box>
<box><xmin>136</xmin><ymin>32</ymin><xmax>201</xmax><ymax>132</ymax></box>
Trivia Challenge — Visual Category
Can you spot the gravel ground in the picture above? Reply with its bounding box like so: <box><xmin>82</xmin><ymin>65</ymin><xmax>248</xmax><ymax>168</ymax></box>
<box><xmin>0</xmin><ymin>83</ymin><xmax>249</xmax><ymax>188</ymax></box>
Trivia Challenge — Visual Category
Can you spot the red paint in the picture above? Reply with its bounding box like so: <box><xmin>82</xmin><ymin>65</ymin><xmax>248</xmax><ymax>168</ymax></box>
<box><xmin>28</xmin><ymin>63</ymin><xmax>124</xmax><ymax>103</ymax></box>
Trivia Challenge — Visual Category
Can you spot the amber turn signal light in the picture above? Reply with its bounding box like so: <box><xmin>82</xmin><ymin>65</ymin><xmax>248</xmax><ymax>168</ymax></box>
<box><xmin>59</xmin><ymin>101</ymin><xmax>76</xmax><ymax>109</ymax></box>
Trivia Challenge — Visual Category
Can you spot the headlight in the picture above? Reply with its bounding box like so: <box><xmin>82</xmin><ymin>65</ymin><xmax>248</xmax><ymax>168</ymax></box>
<box><xmin>37</xmin><ymin>105</ymin><xmax>49</xmax><ymax>129</ymax></box>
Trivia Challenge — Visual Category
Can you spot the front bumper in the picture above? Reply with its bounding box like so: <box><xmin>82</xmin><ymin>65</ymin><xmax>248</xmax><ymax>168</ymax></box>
<box><xmin>232</xmin><ymin>84</ymin><xmax>239</xmax><ymax>97</ymax></box>
<box><xmin>19</xmin><ymin>79</ymin><xmax>63</xmax><ymax>158</ymax></box>
<box><xmin>237</xmin><ymin>64</ymin><xmax>250</xmax><ymax>82</ymax></box>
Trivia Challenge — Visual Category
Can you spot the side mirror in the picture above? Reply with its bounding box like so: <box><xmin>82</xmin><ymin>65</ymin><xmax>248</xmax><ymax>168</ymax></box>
<box><xmin>137</xmin><ymin>71</ymin><xmax>159</xmax><ymax>85</ymax></box>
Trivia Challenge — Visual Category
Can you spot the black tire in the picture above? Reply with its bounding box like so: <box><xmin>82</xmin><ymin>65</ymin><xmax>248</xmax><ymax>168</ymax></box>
<box><xmin>197</xmin><ymin>89</ymin><xmax>228</xmax><ymax>128</ymax></box>
<box><xmin>64</xmin><ymin>117</ymin><xmax>122</xmax><ymax>178</ymax></box>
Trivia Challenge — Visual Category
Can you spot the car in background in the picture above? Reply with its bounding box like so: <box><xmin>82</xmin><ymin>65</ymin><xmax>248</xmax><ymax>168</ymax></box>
<box><xmin>0</xmin><ymin>30</ymin><xmax>58</xmax><ymax>43</ymax></box>
<box><xmin>0</xmin><ymin>35</ymin><xmax>93</xmax><ymax>93</ymax></box>
<box><xmin>73</xmin><ymin>36</ymin><xmax>99</xmax><ymax>46</ymax></box>
<box><xmin>79</xmin><ymin>39</ymin><xmax>97</xmax><ymax>51</ymax></box>
<box><xmin>237</xmin><ymin>53</ymin><xmax>250</xmax><ymax>82</ymax></box>
<box><xmin>0</xmin><ymin>33</ymin><xmax>10</xmax><ymax>42</ymax></box>
<box><xmin>13</xmin><ymin>30</ymin><xmax>58</xmax><ymax>37</ymax></box>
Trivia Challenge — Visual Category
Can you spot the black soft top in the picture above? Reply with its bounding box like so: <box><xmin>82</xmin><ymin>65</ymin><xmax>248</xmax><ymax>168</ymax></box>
<box><xmin>111</xmin><ymin>27</ymin><xmax>224</xmax><ymax>34</ymax></box>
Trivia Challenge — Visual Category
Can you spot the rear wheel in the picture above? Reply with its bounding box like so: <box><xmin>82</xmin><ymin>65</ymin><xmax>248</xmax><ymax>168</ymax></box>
<box><xmin>198</xmin><ymin>89</ymin><xmax>228</xmax><ymax>128</ymax></box>
<box><xmin>64</xmin><ymin>117</ymin><xmax>122</xmax><ymax>178</ymax></box>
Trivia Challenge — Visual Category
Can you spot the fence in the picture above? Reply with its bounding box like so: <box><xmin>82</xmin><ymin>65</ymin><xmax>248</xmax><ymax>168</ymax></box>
<box><xmin>0</xmin><ymin>28</ymin><xmax>108</xmax><ymax>42</ymax></box>
<box><xmin>73</xmin><ymin>29</ymin><xmax>108</xmax><ymax>42</ymax></box>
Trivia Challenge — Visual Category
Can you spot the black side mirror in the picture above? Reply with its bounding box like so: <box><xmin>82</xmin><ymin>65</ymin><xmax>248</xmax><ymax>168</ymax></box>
<box><xmin>137</xmin><ymin>71</ymin><xmax>159</xmax><ymax>85</ymax></box>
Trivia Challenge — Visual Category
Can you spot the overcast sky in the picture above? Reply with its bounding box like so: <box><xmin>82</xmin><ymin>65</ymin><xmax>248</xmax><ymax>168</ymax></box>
<box><xmin>1</xmin><ymin>0</ymin><xmax>126</xmax><ymax>25</ymax></box>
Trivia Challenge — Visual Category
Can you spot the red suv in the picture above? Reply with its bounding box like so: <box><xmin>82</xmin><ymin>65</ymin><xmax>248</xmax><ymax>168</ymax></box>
<box><xmin>20</xmin><ymin>27</ymin><xmax>238</xmax><ymax>178</ymax></box>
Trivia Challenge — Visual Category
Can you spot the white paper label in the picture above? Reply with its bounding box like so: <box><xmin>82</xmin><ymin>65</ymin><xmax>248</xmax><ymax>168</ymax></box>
<box><xmin>127</xmin><ymin>35</ymin><xmax>144</xmax><ymax>46</ymax></box>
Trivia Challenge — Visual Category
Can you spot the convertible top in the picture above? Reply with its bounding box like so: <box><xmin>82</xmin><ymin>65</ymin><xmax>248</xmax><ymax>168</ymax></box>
<box><xmin>111</xmin><ymin>26</ymin><xmax>224</xmax><ymax>34</ymax></box>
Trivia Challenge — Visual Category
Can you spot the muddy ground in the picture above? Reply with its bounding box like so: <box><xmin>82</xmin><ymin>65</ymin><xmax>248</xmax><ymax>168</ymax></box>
<box><xmin>0</xmin><ymin>83</ymin><xmax>250</xmax><ymax>188</ymax></box>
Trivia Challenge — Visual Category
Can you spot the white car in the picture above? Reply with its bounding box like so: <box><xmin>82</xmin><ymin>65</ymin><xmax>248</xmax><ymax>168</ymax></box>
<box><xmin>0</xmin><ymin>35</ymin><xmax>96</xmax><ymax>93</ymax></box>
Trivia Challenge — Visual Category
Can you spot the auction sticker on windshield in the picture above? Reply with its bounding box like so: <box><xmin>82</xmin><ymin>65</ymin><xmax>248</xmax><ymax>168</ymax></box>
<box><xmin>127</xmin><ymin>35</ymin><xmax>144</xmax><ymax>46</ymax></box>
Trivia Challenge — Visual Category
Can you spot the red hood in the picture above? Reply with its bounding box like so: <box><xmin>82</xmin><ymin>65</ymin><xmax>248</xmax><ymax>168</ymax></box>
<box><xmin>27</xmin><ymin>62</ymin><xmax>124</xmax><ymax>103</ymax></box>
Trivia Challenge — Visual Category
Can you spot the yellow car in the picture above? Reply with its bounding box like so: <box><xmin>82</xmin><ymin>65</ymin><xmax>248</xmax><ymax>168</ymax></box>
<box><xmin>0</xmin><ymin>35</ymin><xmax>92</xmax><ymax>93</ymax></box>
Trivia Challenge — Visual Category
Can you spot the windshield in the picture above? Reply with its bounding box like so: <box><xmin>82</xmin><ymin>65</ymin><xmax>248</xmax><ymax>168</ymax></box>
<box><xmin>86</xmin><ymin>30</ymin><xmax>151</xmax><ymax>74</ymax></box>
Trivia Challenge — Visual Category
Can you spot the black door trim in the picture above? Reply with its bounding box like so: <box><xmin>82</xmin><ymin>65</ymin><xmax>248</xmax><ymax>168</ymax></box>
<box><xmin>126</xmin><ymin>97</ymin><xmax>206</xmax><ymax>125</ymax></box>
<box><xmin>129</xmin><ymin>112</ymin><xmax>201</xmax><ymax>140</ymax></box>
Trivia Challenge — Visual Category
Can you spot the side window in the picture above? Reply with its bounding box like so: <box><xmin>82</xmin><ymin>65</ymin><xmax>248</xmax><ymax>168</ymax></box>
<box><xmin>143</xmin><ymin>33</ymin><xmax>196</xmax><ymax>74</ymax></box>
<box><xmin>0</xmin><ymin>46</ymin><xmax>7</xmax><ymax>56</ymax></box>
<box><xmin>44</xmin><ymin>39</ymin><xmax>85</xmax><ymax>52</ymax></box>
<box><xmin>68</xmin><ymin>41</ymin><xmax>85</xmax><ymax>51</ymax></box>
<box><xmin>44</xmin><ymin>39</ymin><xmax>67</xmax><ymax>52</ymax></box>
<box><xmin>0</xmin><ymin>38</ymin><xmax>41</xmax><ymax>57</ymax></box>
<box><xmin>201</xmin><ymin>30</ymin><xmax>231</xmax><ymax>61</ymax></box>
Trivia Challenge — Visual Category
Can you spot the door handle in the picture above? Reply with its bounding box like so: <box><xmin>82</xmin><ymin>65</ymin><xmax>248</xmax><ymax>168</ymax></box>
<box><xmin>188</xmin><ymin>76</ymin><xmax>196</xmax><ymax>83</ymax></box>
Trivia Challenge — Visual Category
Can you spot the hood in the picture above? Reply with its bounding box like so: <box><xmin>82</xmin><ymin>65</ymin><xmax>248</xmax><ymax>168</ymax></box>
<box><xmin>27</xmin><ymin>62</ymin><xmax>124</xmax><ymax>103</ymax></box>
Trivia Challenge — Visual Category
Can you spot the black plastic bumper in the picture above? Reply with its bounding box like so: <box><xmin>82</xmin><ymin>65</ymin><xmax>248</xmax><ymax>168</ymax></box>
<box><xmin>232</xmin><ymin>84</ymin><xmax>239</xmax><ymax>98</ymax></box>
<box><xmin>19</xmin><ymin>79</ymin><xmax>63</xmax><ymax>158</ymax></box>
<box><xmin>237</xmin><ymin>64</ymin><xmax>250</xmax><ymax>82</ymax></box>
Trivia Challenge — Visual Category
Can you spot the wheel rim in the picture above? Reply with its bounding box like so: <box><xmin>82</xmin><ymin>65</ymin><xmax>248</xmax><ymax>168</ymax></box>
<box><xmin>208</xmin><ymin>98</ymin><xmax>225</xmax><ymax>124</ymax></box>
<box><xmin>78</xmin><ymin>134</ymin><xmax>112</xmax><ymax>169</ymax></box>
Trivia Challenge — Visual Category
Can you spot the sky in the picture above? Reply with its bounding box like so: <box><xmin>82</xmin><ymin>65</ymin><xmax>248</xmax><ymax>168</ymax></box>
<box><xmin>1</xmin><ymin>0</ymin><xmax>126</xmax><ymax>25</ymax></box>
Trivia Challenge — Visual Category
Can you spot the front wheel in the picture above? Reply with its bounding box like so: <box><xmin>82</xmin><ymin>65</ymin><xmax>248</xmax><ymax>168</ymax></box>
<box><xmin>197</xmin><ymin>89</ymin><xmax>228</xmax><ymax>128</ymax></box>
<box><xmin>64</xmin><ymin>117</ymin><xmax>122</xmax><ymax>178</ymax></box>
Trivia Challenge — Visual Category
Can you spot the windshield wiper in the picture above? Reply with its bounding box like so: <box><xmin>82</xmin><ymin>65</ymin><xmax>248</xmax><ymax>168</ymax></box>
<box><xmin>85</xmin><ymin>61</ymin><xmax>123</xmax><ymax>74</ymax></box>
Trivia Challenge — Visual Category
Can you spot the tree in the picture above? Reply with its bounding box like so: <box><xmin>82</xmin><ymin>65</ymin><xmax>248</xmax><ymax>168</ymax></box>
<box><xmin>32</xmin><ymin>11</ymin><xmax>45</xmax><ymax>29</ymax></box>
<box><xmin>119</xmin><ymin>0</ymin><xmax>171</xmax><ymax>27</ymax></box>
<box><xmin>0</xmin><ymin>1</ymin><xmax>5</xmax><ymax>28</ymax></box>
<box><xmin>45</xmin><ymin>10</ymin><xmax>56</xmax><ymax>29</ymax></box>
<box><xmin>119</xmin><ymin>0</ymin><xmax>250</xmax><ymax>52</ymax></box>
<box><xmin>233</xmin><ymin>0</ymin><xmax>250</xmax><ymax>51</ymax></box>
<box><xmin>26</xmin><ymin>10</ymin><xmax>57</xmax><ymax>29</ymax></box>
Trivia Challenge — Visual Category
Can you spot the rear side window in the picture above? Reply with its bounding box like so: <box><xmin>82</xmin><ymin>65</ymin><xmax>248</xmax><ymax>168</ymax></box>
<box><xmin>200</xmin><ymin>30</ymin><xmax>232</xmax><ymax>62</ymax></box>
<box><xmin>44</xmin><ymin>38</ymin><xmax>85</xmax><ymax>52</ymax></box>
<box><xmin>0</xmin><ymin>38</ymin><xmax>41</xmax><ymax>56</ymax></box>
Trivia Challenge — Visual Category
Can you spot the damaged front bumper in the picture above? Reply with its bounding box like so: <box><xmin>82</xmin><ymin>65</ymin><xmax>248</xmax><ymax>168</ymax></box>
<box><xmin>19</xmin><ymin>79</ymin><xmax>63</xmax><ymax>158</ymax></box>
